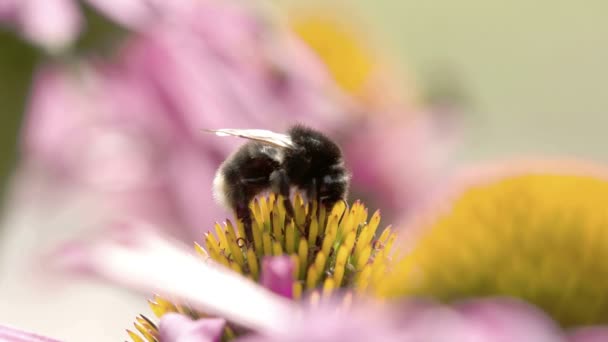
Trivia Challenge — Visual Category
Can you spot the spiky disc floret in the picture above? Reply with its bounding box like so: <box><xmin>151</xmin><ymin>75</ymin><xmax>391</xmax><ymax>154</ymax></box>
<box><xmin>201</xmin><ymin>193</ymin><xmax>395</xmax><ymax>297</ymax></box>
<box><xmin>129</xmin><ymin>193</ymin><xmax>396</xmax><ymax>341</ymax></box>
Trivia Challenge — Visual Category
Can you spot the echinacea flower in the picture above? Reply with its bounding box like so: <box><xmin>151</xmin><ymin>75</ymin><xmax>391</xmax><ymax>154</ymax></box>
<box><xmin>199</xmin><ymin>194</ymin><xmax>396</xmax><ymax>296</ymax></box>
<box><xmin>49</xmin><ymin>193</ymin><xmax>608</xmax><ymax>342</ymax></box>
<box><xmin>376</xmin><ymin>160</ymin><xmax>608</xmax><ymax>327</ymax></box>
<box><xmin>124</xmin><ymin>194</ymin><xmax>396</xmax><ymax>340</ymax></box>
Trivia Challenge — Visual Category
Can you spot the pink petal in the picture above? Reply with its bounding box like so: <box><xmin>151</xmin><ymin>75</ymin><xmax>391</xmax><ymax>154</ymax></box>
<box><xmin>22</xmin><ymin>65</ymin><xmax>85</xmax><ymax>172</ymax></box>
<box><xmin>51</xmin><ymin>222</ymin><xmax>295</xmax><ymax>335</ymax></box>
<box><xmin>0</xmin><ymin>0</ymin><xmax>18</xmax><ymax>20</ymax></box>
<box><xmin>84</xmin><ymin>0</ymin><xmax>153</xmax><ymax>29</ymax></box>
<box><xmin>456</xmin><ymin>298</ymin><xmax>567</xmax><ymax>342</ymax></box>
<box><xmin>18</xmin><ymin>0</ymin><xmax>82</xmax><ymax>51</ymax></box>
<box><xmin>568</xmin><ymin>327</ymin><xmax>608</xmax><ymax>342</ymax></box>
<box><xmin>237</xmin><ymin>300</ymin><xmax>404</xmax><ymax>342</ymax></box>
<box><xmin>344</xmin><ymin>113</ymin><xmax>459</xmax><ymax>220</ymax></box>
<box><xmin>158</xmin><ymin>314</ymin><xmax>225</xmax><ymax>342</ymax></box>
<box><xmin>261</xmin><ymin>256</ymin><xmax>294</xmax><ymax>299</ymax></box>
<box><xmin>85</xmin><ymin>0</ymin><xmax>200</xmax><ymax>28</ymax></box>
<box><xmin>239</xmin><ymin>298</ymin><xmax>571</xmax><ymax>342</ymax></box>
<box><xmin>163</xmin><ymin>143</ymin><xmax>231</xmax><ymax>238</ymax></box>
<box><xmin>0</xmin><ymin>324</ymin><xmax>61</xmax><ymax>342</ymax></box>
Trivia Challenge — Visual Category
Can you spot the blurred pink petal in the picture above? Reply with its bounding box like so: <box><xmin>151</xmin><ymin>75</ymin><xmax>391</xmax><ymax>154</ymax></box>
<box><xmin>455</xmin><ymin>298</ymin><xmax>566</xmax><ymax>342</ymax></box>
<box><xmin>261</xmin><ymin>256</ymin><xmax>294</xmax><ymax>299</ymax></box>
<box><xmin>0</xmin><ymin>324</ymin><xmax>61</xmax><ymax>342</ymax></box>
<box><xmin>250</xmin><ymin>302</ymin><xmax>404</xmax><ymax>342</ymax></box>
<box><xmin>0</xmin><ymin>0</ymin><xmax>17</xmax><ymax>20</ymax></box>
<box><xmin>239</xmin><ymin>298</ymin><xmax>568</xmax><ymax>342</ymax></box>
<box><xmin>158</xmin><ymin>314</ymin><xmax>225</xmax><ymax>342</ymax></box>
<box><xmin>0</xmin><ymin>0</ymin><xmax>201</xmax><ymax>49</ymax></box>
<box><xmin>568</xmin><ymin>327</ymin><xmax>608</xmax><ymax>342</ymax></box>
<box><xmin>84</xmin><ymin>0</ymin><xmax>155</xmax><ymax>29</ymax></box>
<box><xmin>19</xmin><ymin>1</ymin><xmax>348</xmax><ymax>241</ymax></box>
<box><xmin>17</xmin><ymin>0</ymin><xmax>82</xmax><ymax>51</ymax></box>
<box><xmin>52</xmin><ymin>221</ymin><xmax>295</xmax><ymax>334</ymax></box>
<box><xmin>84</xmin><ymin>0</ymin><xmax>215</xmax><ymax>30</ymax></box>
<box><xmin>344</xmin><ymin>112</ymin><xmax>460</xmax><ymax>220</ymax></box>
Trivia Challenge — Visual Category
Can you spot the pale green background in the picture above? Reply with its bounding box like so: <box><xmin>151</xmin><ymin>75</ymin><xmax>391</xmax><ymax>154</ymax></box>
<box><xmin>285</xmin><ymin>0</ymin><xmax>608</xmax><ymax>162</ymax></box>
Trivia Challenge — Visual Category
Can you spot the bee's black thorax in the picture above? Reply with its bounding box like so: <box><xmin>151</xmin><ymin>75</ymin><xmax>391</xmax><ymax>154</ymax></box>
<box><xmin>284</xmin><ymin>125</ymin><xmax>349</xmax><ymax>206</ymax></box>
<box><xmin>214</xmin><ymin>125</ymin><xmax>350</xmax><ymax>243</ymax></box>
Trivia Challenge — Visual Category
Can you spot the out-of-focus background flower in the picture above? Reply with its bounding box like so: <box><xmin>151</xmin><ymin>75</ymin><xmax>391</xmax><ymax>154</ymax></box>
<box><xmin>0</xmin><ymin>0</ymin><xmax>606</xmax><ymax>341</ymax></box>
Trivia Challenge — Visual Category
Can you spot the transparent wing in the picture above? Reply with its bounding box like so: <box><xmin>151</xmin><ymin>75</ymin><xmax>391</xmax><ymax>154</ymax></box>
<box><xmin>204</xmin><ymin>128</ymin><xmax>294</xmax><ymax>148</ymax></box>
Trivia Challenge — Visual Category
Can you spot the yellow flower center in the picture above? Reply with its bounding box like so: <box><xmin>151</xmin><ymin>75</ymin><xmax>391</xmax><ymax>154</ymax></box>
<box><xmin>375</xmin><ymin>173</ymin><xmax>608</xmax><ymax>327</ymax></box>
<box><xmin>129</xmin><ymin>193</ymin><xmax>396</xmax><ymax>341</ymax></box>
<box><xmin>202</xmin><ymin>193</ymin><xmax>395</xmax><ymax>298</ymax></box>
<box><xmin>289</xmin><ymin>12</ymin><xmax>375</xmax><ymax>97</ymax></box>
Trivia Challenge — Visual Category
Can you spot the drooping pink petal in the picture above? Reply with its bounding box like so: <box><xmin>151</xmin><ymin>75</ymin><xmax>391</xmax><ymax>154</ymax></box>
<box><xmin>394</xmin><ymin>299</ymin><xmax>567</xmax><ymax>341</ymax></box>
<box><xmin>568</xmin><ymin>327</ymin><xmax>608</xmax><ymax>342</ymax></box>
<box><xmin>344</xmin><ymin>113</ymin><xmax>459</xmax><ymax>220</ymax></box>
<box><xmin>238</xmin><ymin>298</ymin><xmax>571</xmax><ymax>342</ymax></box>
<box><xmin>455</xmin><ymin>298</ymin><xmax>566</xmax><ymax>342</ymax></box>
<box><xmin>0</xmin><ymin>0</ymin><xmax>18</xmax><ymax>20</ymax></box>
<box><xmin>52</xmin><ymin>222</ymin><xmax>295</xmax><ymax>335</ymax></box>
<box><xmin>84</xmin><ymin>0</ymin><xmax>154</xmax><ymax>29</ymax></box>
<box><xmin>261</xmin><ymin>256</ymin><xmax>294</xmax><ymax>299</ymax></box>
<box><xmin>158</xmin><ymin>314</ymin><xmax>225</xmax><ymax>342</ymax></box>
<box><xmin>0</xmin><ymin>324</ymin><xmax>61</xmax><ymax>342</ymax></box>
<box><xmin>236</xmin><ymin>300</ymin><xmax>403</xmax><ymax>342</ymax></box>
<box><xmin>84</xmin><ymin>0</ymin><xmax>202</xmax><ymax>29</ymax></box>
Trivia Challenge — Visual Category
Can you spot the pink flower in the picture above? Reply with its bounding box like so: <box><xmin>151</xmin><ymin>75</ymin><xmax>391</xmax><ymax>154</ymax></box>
<box><xmin>19</xmin><ymin>1</ymin><xmax>346</xmax><ymax>240</ymax></box>
<box><xmin>48</xmin><ymin>222</ymin><xmax>608</xmax><ymax>342</ymax></box>
<box><xmin>0</xmin><ymin>0</ymin><xmax>200</xmax><ymax>50</ymax></box>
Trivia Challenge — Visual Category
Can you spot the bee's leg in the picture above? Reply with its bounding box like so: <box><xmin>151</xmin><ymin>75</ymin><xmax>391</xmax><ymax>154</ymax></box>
<box><xmin>235</xmin><ymin>202</ymin><xmax>254</xmax><ymax>244</ymax></box>
<box><xmin>270</xmin><ymin>169</ymin><xmax>295</xmax><ymax>220</ymax></box>
<box><xmin>303</xmin><ymin>178</ymin><xmax>318</xmax><ymax>235</ymax></box>
<box><xmin>231</xmin><ymin>183</ymin><xmax>255</xmax><ymax>244</ymax></box>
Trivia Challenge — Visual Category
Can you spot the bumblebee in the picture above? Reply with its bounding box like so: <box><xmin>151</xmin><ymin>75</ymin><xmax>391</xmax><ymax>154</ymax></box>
<box><xmin>208</xmin><ymin>125</ymin><xmax>350</xmax><ymax>241</ymax></box>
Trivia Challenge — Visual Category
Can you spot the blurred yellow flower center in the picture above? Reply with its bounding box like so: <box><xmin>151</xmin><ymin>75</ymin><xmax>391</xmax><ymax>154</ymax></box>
<box><xmin>375</xmin><ymin>173</ymin><xmax>608</xmax><ymax>327</ymax></box>
<box><xmin>129</xmin><ymin>192</ymin><xmax>396</xmax><ymax>341</ymax></box>
<box><xmin>290</xmin><ymin>13</ymin><xmax>375</xmax><ymax>96</ymax></box>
